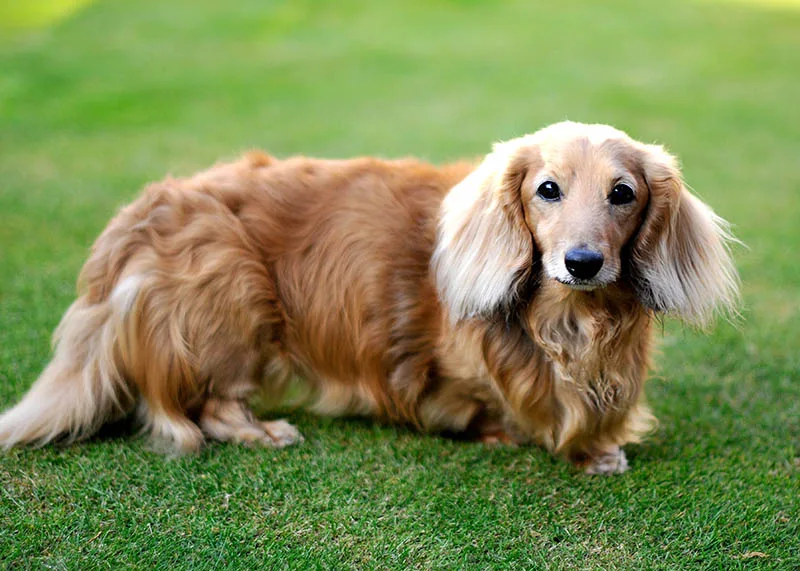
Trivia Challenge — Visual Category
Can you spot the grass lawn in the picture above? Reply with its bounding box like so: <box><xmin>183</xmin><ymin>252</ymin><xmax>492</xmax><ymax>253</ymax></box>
<box><xmin>1</xmin><ymin>0</ymin><xmax>798</xmax><ymax>568</ymax></box>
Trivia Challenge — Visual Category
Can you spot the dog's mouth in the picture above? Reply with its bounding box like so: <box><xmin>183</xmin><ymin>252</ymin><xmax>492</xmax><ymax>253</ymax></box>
<box><xmin>555</xmin><ymin>277</ymin><xmax>604</xmax><ymax>291</ymax></box>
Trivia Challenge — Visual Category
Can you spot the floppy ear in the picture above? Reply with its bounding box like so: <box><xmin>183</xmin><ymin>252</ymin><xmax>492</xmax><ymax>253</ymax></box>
<box><xmin>631</xmin><ymin>145</ymin><xmax>740</xmax><ymax>327</ymax></box>
<box><xmin>432</xmin><ymin>140</ymin><xmax>536</xmax><ymax>321</ymax></box>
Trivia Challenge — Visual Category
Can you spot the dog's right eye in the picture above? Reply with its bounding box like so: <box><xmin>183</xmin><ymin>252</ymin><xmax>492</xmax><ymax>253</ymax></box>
<box><xmin>609</xmin><ymin>183</ymin><xmax>635</xmax><ymax>205</ymax></box>
<box><xmin>536</xmin><ymin>181</ymin><xmax>561</xmax><ymax>201</ymax></box>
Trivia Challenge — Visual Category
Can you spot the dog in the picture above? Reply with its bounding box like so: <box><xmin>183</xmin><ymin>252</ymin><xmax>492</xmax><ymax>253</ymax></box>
<box><xmin>0</xmin><ymin>122</ymin><xmax>739</xmax><ymax>473</ymax></box>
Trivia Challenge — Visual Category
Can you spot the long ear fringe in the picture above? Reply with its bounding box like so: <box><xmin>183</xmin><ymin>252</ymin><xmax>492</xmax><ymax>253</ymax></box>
<box><xmin>432</xmin><ymin>143</ymin><xmax>534</xmax><ymax>322</ymax></box>
<box><xmin>633</xmin><ymin>152</ymin><xmax>741</xmax><ymax>328</ymax></box>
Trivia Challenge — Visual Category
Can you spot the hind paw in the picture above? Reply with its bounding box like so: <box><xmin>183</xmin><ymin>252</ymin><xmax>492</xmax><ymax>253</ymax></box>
<box><xmin>199</xmin><ymin>398</ymin><xmax>304</xmax><ymax>449</ymax></box>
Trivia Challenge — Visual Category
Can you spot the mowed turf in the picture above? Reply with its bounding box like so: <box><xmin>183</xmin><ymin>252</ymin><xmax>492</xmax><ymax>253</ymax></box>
<box><xmin>0</xmin><ymin>0</ymin><xmax>798</xmax><ymax>568</ymax></box>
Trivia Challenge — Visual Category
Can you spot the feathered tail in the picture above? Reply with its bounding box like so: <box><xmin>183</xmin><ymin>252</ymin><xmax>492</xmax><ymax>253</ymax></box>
<box><xmin>0</xmin><ymin>295</ymin><xmax>135</xmax><ymax>447</ymax></box>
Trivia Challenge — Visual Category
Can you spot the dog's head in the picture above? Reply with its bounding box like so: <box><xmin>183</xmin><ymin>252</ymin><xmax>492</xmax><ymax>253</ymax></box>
<box><xmin>433</xmin><ymin>121</ymin><xmax>739</xmax><ymax>326</ymax></box>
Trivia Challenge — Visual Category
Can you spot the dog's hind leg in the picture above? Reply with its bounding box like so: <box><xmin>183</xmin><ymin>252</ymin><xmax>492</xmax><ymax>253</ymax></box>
<box><xmin>137</xmin><ymin>401</ymin><xmax>205</xmax><ymax>454</ymax></box>
<box><xmin>199</xmin><ymin>398</ymin><xmax>303</xmax><ymax>448</ymax></box>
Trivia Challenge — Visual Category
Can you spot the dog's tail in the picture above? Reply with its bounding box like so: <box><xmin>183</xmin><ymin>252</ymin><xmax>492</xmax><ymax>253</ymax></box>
<box><xmin>0</xmin><ymin>293</ymin><xmax>136</xmax><ymax>448</ymax></box>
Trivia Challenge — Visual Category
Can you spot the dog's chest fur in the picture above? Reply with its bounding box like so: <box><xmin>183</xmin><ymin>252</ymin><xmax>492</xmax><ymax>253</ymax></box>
<box><xmin>535</xmin><ymin>287</ymin><xmax>650</xmax><ymax>412</ymax></box>
<box><xmin>446</xmin><ymin>282</ymin><xmax>653</xmax><ymax>449</ymax></box>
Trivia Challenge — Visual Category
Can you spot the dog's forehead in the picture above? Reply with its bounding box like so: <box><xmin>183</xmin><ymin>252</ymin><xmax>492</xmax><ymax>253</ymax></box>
<box><xmin>497</xmin><ymin>122</ymin><xmax>644</xmax><ymax>183</ymax></box>
<box><xmin>535</xmin><ymin>134</ymin><xmax>637</xmax><ymax>182</ymax></box>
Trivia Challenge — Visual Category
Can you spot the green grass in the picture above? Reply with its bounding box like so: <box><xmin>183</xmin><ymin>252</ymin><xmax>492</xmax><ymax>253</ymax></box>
<box><xmin>1</xmin><ymin>0</ymin><xmax>798</xmax><ymax>568</ymax></box>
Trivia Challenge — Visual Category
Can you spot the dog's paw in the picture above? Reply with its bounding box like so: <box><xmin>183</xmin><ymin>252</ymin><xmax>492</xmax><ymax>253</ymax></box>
<box><xmin>261</xmin><ymin>419</ymin><xmax>304</xmax><ymax>448</ymax></box>
<box><xmin>584</xmin><ymin>447</ymin><xmax>628</xmax><ymax>475</ymax></box>
<box><xmin>478</xmin><ymin>429</ymin><xmax>520</xmax><ymax>447</ymax></box>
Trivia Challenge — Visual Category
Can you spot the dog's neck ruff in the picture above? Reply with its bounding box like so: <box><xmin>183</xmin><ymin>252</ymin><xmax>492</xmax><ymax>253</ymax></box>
<box><xmin>521</xmin><ymin>281</ymin><xmax>648</xmax><ymax>389</ymax></box>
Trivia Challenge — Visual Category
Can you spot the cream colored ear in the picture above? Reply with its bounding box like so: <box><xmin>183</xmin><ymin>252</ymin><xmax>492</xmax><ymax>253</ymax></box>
<box><xmin>631</xmin><ymin>145</ymin><xmax>740</xmax><ymax>327</ymax></box>
<box><xmin>432</xmin><ymin>141</ymin><xmax>535</xmax><ymax>321</ymax></box>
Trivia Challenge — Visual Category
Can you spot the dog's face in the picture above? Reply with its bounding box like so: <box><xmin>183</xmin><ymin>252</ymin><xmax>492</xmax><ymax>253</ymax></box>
<box><xmin>434</xmin><ymin>121</ymin><xmax>739</xmax><ymax>326</ymax></box>
<box><xmin>518</xmin><ymin>125</ymin><xmax>649</xmax><ymax>291</ymax></box>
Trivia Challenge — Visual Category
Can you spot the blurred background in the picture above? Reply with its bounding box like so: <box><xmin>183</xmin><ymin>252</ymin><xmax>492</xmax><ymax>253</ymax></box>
<box><xmin>0</xmin><ymin>0</ymin><xmax>798</xmax><ymax>567</ymax></box>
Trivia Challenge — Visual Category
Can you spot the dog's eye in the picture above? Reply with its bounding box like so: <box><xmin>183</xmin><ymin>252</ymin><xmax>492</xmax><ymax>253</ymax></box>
<box><xmin>609</xmin><ymin>183</ymin><xmax>635</xmax><ymax>205</ymax></box>
<box><xmin>536</xmin><ymin>181</ymin><xmax>561</xmax><ymax>201</ymax></box>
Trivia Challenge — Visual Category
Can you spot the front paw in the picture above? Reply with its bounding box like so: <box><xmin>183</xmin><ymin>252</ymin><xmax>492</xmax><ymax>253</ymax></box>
<box><xmin>584</xmin><ymin>447</ymin><xmax>629</xmax><ymax>475</ymax></box>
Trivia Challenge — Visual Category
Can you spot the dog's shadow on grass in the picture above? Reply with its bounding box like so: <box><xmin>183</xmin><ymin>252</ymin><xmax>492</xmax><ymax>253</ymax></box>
<box><xmin>88</xmin><ymin>415</ymin><xmax>142</xmax><ymax>444</ymax></box>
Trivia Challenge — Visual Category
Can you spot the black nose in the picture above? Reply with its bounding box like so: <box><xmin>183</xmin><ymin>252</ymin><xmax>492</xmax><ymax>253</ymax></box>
<box><xmin>564</xmin><ymin>248</ymin><xmax>604</xmax><ymax>280</ymax></box>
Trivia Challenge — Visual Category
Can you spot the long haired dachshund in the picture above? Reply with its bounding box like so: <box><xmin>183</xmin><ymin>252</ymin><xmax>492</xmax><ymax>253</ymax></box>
<box><xmin>0</xmin><ymin>122</ymin><xmax>738</xmax><ymax>473</ymax></box>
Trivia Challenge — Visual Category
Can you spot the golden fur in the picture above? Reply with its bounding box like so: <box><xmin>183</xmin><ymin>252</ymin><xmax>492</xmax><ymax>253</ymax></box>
<box><xmin>0</xmin><ymin>122</ymin><xmax>739</xmax><ymax>473</ymax></box>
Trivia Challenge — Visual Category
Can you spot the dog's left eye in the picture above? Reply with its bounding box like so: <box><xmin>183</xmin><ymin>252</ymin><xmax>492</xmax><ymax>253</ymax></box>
<box><xmin>609</xmin><ymin>183</ymin><xmax>635</xmax><ymax>205</ymax></box>
<box><xmin>536</xmin><ymin>181</ymin><xmax>561</xmax><ymax>201</ymax></box>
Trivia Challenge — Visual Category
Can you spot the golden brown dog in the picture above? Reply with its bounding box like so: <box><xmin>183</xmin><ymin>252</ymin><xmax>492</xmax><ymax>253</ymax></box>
<box><xmin>0</xmin><ymin>122</ymin><xmax>738</xmax><ymax>473</ymax></box>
